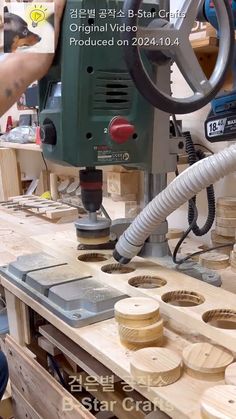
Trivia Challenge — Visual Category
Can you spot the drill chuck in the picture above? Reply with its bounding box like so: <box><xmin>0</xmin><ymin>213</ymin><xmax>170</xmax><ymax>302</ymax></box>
<box><xmin>76</xmin><ymin>168</ymin><xmax>111</xmax><ymax>245</ymax></box>
<box><xmin>80</xmin><ymin>169</ymin><xmax>103</xmax><ymax>213</ymax></box>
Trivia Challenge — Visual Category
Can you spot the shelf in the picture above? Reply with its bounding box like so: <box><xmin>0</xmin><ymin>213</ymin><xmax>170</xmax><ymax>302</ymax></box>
<box><xmin>0</xmin><ymin>141</ymin><xmax>41</xmax><ymax>152</ymax></box>
<box><xmin>191</xmin><ymin>36</ymin><xmax>219</xmax><ymax>53</ymax></box>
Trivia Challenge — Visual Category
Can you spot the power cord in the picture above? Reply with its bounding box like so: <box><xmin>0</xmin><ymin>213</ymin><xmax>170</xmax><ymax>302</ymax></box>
<box><xmin>171</xmin><ymin>114</ymin><xmax>217</xmax><ymax>265</ymax></box>
<box><xmin>184</xmin><ymin>130</ymin><xmax>216</xmax><ymax>236</ymax></box>
<box><xmin>174</xmin><ymin>243</ymin><xmax>234</xmax><ymax>267</ymax></box>
<box><xmin>41</xmin><ymin>152</ymin><xmax>49</xmax><ymax>172</ymax></box>
<box><xmin>172</xmin><ymin>199</ymin><xmax>198</xmax><ymax>264</ymax></box>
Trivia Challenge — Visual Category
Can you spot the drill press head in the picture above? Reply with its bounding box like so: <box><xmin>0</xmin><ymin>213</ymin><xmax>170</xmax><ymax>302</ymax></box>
<box><xmin>38</xmin><ymin>0</ymin><xmax>156</xmax><ymax>169</ymax></box>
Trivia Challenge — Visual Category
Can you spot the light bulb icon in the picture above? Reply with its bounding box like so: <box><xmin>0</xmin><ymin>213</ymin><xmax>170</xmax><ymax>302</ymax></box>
<box><xmin>30</xmin><ymin>5</ymin><xmax>47</xmax><ymax>28</ymax></box>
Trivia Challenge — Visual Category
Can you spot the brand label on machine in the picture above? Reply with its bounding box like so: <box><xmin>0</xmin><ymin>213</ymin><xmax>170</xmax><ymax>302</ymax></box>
<box><xmin>95</xmin><ymin>146</ymin><xmax>130</xmax><ymax>163</ymax></box>
<box><xmin>206</xmin><ymin>118</ymin><xmax>227</xmax><ymax>138</ymax></box>
<box><xmin>205</xmin><ymin>114</ymin><xmax>236</xmax><ymax>142</ymax></box>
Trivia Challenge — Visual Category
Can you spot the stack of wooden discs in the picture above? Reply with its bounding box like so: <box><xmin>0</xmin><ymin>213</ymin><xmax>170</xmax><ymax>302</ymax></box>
<box><xmin>215</xmin><ymin>197</ymin><xmax>236</xmax><ymax>240</ymax></box>
<box><xmin>114</xmin><ymin>297</ymin><xmax>163</xmax><ymax>350</ymax></box>
<box><xmin>199</xmin><ymin>251</ymin><xmax>230</xmax><ymax>270</ymax></box>
<box><xmin>211</xmin><ymin>197</ymin><xmax>236</xmax><ymax>255</ymax></box>
<box><xmin>230</xmin><ymin>245</ymin><xmax>236</xmax><ymax>272</ymax></box>
<box><xmin>211</xmin><ymin>230</ymin><xmax>234</xmax><ymax>255</ymax></box>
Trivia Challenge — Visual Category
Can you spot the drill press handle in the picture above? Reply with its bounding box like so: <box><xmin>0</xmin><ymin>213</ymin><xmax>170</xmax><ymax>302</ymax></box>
<box><xmin>122</xmin><ymin>0</ymin><xmax>235</xmax><ymax>114</ymax></box>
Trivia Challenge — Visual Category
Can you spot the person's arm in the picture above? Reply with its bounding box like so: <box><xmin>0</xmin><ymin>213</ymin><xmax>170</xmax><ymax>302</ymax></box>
<box><xmin>0</xmin><ymin>0</ymin><xmax>65</xmax><ymax>117</ymax></box>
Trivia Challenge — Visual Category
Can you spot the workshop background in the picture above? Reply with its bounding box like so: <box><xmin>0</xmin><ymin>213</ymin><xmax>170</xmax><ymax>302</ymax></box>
<box><xmin>1</xmin><ymin>0</ymin><xmax>236</xmax><ymax>243</ymax></box>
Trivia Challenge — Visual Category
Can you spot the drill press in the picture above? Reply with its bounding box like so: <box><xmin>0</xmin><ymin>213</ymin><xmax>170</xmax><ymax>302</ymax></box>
<box><xmin>39</xmin><ymin>0</ymin><xmax>157</xmax><ymax>247</ymax></box>
<box><xmin>39</xmin><ymin>0</ymin><xmax>234</xmax><ymax>258</ymax></box>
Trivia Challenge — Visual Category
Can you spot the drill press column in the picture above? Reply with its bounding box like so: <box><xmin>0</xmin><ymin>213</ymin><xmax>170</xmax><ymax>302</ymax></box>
<box><xmin>75</xmin><ymin>168</ymin><xmax>111</xmax><ymax>246</ymax></box>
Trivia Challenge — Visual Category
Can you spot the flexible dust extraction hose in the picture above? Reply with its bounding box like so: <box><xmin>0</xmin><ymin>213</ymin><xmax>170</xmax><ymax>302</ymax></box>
<box><xmin>113</xmin><ymin>144</ymin><xmax>236</xmax><ymax>264</ymax></box>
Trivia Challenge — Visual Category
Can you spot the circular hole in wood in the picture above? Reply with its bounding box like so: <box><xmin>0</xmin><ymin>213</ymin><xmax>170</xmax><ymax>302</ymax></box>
<box><xmin>78</xmin><ymin>253</ymin><xmax>109</xmax><ymax>262</ymax></box>
<box><xmin>202</xmin><ymin>309</ymin><xmax>236</xmax><ymax>329</ymax></box>
<box><xmin>101</xmin><ymin>264</ymin><xmax>135</xmax><ymax>274</ymax></box>
<box><xmin>128</xmin><ymin>275</ymin><xmax>167</xmax><ymax>289</ymax></box>
<box><xmin>162</xmin><ymin>290</ymin><xmax>205</xmax><ymax>307</ymax></box>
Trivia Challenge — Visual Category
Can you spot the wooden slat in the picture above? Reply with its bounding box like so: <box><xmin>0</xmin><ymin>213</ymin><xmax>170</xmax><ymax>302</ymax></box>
<box><xmin>0</xmin><ymin>149</ymin><xmax>20</xmax><ymax>201</ymax></box>
<box><xmin>5</xmin><ymin>290</ymin><xmax>28</xmax><ymax>346</ymax></box>
<box><xmin>5</xmin><ymin>336</ymin><xmax>94</xmax><ymax>419</ymax></box>
<box><xmin>0</xmin><ymin>141</ymin><xmax>41</xmax><ymax>152</ymax></box>
<box><xmin>11</xmin><ymin>385</ymin><xmax>42</xmax><ymax>419</ymax></box>
<box><xmin>45</xmin><ymin>207</ymin><xmax>78</xmax><ymax>220</ymax></box>
<box><xmin>1</xmin><ymin>195</ymin><xmax>78</xmax><ymax>221</ymax></box>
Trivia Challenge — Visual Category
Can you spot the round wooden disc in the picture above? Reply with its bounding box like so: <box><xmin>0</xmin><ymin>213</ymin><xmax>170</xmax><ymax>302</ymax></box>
<box><xmin>217</xmin><ymin>197</ymin><xmax>236</xmax><ymax>207</ymax></box>
<box><xmin>225</xmin><ymin>363</ymin><xmax>236</xmax><ymax>385</ymax></box>
<box><xmin>217</xmin><ymin>209</ymin><xmax>236</xmax><ymax>219</ymax></box>
<box><xmin>201</xmin><ymin>385</ymin><xmax>236</xmax><ymax>419</ymax></box>
<box><xmin>230</xmin><ymin>252</ymin><xmax>236</xmax><ymax>263</ymax></box>
<box><xmin>166</xmin><ymin>228</ymin><xmax>184</xmax><ymax>240</ymax></box>
<box><xmin>77</xmin><ymin>235</ymin><xmax>110</xmax><ymax>245</ymax></box>
<box><xmin>211</xmin><ymin>230</ymin><xmax>234</xmax><ymax>244</ymax></box>
<box><xmin>217</xmin><ymin>217</ymin><xmax>236</xmax><ymax>228</ymax></box>
<box><xmin>199</xmin><ymin>252</ymin><xmax>230</xmax><ymax>270</ymax></box>
<box><xmin>216</xmin><ymin>226</ymin><xmax>236</xmax><ymax>238</ymax></box>
<box><xmin>114</xmin><ymin>298</ymin><xmax>160</xmax><ymax>326</ymax></box>
<box><xmin>116</xmin><ymin>313</ymin><xmax>160</xmax><ymax>328</ymax></box>
<box><xmin>211</xmin><ymin>243</ymin><xmax>231</xmax><ymax>256</ymax></box>
<box><xmin>120</xmin><ymin>336</ymin><xmax>163</xmax><ymax>350</ymax></box>
<box><xmin>118</xmin><ymin>319</ymin><xmax>163</xmax><ymax>343</ymax></box>
<box><xmin>130</xmin><ymin>347</ymin><xmax>182</xmax><ymax>387</ymax></box>
<box><xmin>183</xmin><ymin>343</ymin><xmax>233</xmax><ymax>375</ymax></box>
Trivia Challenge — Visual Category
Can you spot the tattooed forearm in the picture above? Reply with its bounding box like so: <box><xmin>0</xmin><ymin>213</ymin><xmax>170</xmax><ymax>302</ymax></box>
<box><xmin>0</xmin><ymin>53</ymin><xmax>56</xmax><ymax>118</ymax></box>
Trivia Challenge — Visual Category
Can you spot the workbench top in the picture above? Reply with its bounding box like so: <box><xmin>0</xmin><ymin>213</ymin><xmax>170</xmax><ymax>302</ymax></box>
<box><xmin>0</xmin><ymin>207</ymin><xmax>236</xmax><ymax>419</ymax></box>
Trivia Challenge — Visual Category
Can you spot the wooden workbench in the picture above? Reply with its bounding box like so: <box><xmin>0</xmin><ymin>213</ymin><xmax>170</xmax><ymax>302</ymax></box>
<box><xmin>0</xmin><ymin>207</ymin><xmax>236</xmax><ymax>419</ymax></box>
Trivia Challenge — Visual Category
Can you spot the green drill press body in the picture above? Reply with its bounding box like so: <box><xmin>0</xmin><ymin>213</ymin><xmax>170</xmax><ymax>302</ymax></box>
<box><xmin>39</xmin><ymin>0</ymin><xmax>157</xmax><ymax>168</ymax></box>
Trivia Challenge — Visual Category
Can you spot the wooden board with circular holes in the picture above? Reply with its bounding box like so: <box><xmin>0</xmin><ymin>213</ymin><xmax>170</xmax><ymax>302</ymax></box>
<box><xmin>118</xmin><ymin>319</ymin><xmax>163</xmax><ymax>343</ymax></box>
<box><xmin>199</xmin><ymin>252</ymin><xmax>230</xmax><ymax>270</ymax></box>
<box><xmin>201</xmin><ymin>385</ymin><xmax>236</xmax><ymax>419</ymax></box>
<box><xmin>130</xmin><ymin>348</ymin><xmax>182</xmax><ymax>387</ymax></box>
<box><xmin>114</xmin><ymin>297</ymin><xmax>160</xmax><ymax>327</ymax></box>
<box><xmin>183</xmin><ymin>342</ymin><xmax>234</xmax><ymax>381</ymax></box>
<box><xmin>225</xmin><ymin>363</ymin><xmax>236</xmax><ymax>385</ymax></box>
<box><xmin>216</xmin><ymin>226</ymin><xmax>236</xmax><ymax>238</ymax></box>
